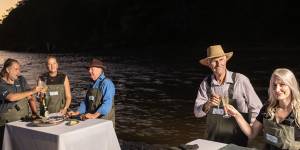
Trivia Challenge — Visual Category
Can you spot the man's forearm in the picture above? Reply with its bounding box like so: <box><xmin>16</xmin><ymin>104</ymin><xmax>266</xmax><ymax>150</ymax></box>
<box><xmin>6</xmin><ymin>89</ymin><xmax>36</xmax><ymax>102</ymax></box>
<box><xmin>29</xmin><ymin>97</ymin><xmax>37</xmax><ymax>114</ymax></box>
<box><xmin>202</xmin><ymin>101</ymin><xmax>211</xmax><ymax>113</ymax></box>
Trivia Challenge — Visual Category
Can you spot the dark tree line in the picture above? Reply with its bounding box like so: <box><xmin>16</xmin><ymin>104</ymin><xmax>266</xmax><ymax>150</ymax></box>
<box><xmin>0</xmin><ymin>0</ymin><xmax>299</xmax><ymax>53</ymax></box>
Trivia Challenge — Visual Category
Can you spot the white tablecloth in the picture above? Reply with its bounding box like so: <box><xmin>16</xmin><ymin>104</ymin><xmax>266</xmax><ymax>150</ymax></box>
<box><xmin>2</xmin><ymin>119</ymin><xmax>120</xmax><ymax>150</ymax></box>
<box><xmin>187</xmin><ymin>139</ymin><xmax>227</xmax><ymax>150</ymax></box>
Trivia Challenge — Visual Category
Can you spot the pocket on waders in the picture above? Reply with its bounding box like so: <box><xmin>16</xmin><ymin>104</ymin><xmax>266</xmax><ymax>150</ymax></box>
<box><xmin>264</xmin><ymin>127</ymin><xmax>283</xmax><ymax>148</ymax></box>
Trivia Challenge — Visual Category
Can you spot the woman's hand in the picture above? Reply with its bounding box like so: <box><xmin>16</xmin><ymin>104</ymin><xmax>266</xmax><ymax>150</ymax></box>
<box><xmin>59</xmin><ymin>108</ymin><xmax>68</xmax><ymax>115</ymax></box>
<box><xmin>225</xmin><ymin>104</ymin><xmax>240</xmax><ymax>117</ymax></box>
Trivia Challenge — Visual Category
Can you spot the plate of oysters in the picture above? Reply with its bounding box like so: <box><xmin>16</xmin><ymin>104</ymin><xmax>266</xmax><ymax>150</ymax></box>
<box><xmin>32</xmin><ymin>113</ymin><xmax>65</xmax><ymax>127</ymax></box>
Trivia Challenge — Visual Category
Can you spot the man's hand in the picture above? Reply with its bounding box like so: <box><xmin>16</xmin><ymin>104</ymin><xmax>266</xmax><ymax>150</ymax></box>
<box><xmin>209</xmin><ymin>94</ymin><xmax>221</xmax><ymax>107</ymax></box>
<box><xmin>80</xmin><ymin>112</ymin><xmax>100</xmax><ymax>120</ymax></box>
<box><xmin>203</xmin><ymin>93</ymin><xmax>221</xmax><ymax>113</ymax></box>
<box><xmin>67</xmin><ymin>111</ymin><xmax>80</xmax><ymax>117</ymax></box>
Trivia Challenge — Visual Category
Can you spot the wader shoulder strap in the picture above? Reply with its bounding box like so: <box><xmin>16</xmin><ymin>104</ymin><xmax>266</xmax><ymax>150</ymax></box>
<box><xmin>228</xmin><ymin>72</ymin><xmax>236</xmax><ymax>99</ymax></box>
<box><xmin>205</xmin><ymin>73</ymin><xmax>236</xmax><ymax>99</ymax></box>
<box><xmin>283</xmin><ymin>113</ymin><xmax>296</xmax><ymax>126</ymax></box>
<box><xmin>94</xmin><ymin>78</ymin><xmax>107</xmax><ymax>104</ymax></box>
<box><xmin>205</xmin><ymin>75</ymin><xmax>212</xmax><ymax>98</ymax></box>
<box><xmin>18</xmin><ymin>76</ymin><xmax>25</xmax><ymax>92</ymax></box>
<box><xmin>40</xmin><ymin>73</ymin><xmax>48</xmax><ymax>81</ymax></box>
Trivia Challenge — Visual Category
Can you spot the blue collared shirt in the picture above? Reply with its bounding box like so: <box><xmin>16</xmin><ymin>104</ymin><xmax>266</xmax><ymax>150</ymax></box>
<box><xmin>78</xmin><ymin>73</ymin><xmax>115</xmax><ymax>116</ymax></box>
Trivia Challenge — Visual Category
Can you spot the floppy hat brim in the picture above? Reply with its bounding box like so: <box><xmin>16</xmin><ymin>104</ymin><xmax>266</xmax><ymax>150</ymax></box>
<box><xmin>199</xmin><ymin>52</ymin><xmax>233</xmax><ymax>66</ymax></box>
<box><xmin>85</xmin><ymin>65</ymin><xmax>106</xmax><ymax>69</ymax></box>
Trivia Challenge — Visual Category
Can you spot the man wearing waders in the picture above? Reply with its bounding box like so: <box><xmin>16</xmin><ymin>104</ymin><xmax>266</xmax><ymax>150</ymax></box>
<box><xmin>194</xmin><ymin>45</ymin><xmax>263</xmax><ymax>146</ymax></box>
<box><xmin>68</xmin><ymin>58</ymin><xmax>115</xmax><ymax>127</ymax></box>
<box><xmin>0</xmin><ymin>58</ymin><xmax>44</xmax><ymax>149</ymax></box>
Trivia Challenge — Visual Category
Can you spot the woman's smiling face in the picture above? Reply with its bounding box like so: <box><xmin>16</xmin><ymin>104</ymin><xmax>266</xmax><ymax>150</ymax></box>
<box><xmin>272</xmin><ymin>76</ymin><xmax>291</xmax><ymax>101</ymax></box>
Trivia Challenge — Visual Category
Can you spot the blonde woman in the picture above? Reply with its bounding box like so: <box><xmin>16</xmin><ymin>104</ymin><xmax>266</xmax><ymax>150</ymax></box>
<box><xmin>226</xmin><ymin>68</ymin><xmax>300</xmax><ymax>150</ymax></box>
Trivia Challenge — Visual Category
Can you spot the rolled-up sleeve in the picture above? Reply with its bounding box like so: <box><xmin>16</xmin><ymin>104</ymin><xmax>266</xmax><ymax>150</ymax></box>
<box><xmin>0</xmin><ymin>85</ymin><xmax>9</xmax><ymax>101</ymax></box>
<box><xmin>241</xmin><ymin>76</ymin><xmax>263</xmax><ymax>123</ymax></box>
<box><xmin>194</xmin><ymin>78</ymin><xmax>209</xmax><ymax>118</ymax></box>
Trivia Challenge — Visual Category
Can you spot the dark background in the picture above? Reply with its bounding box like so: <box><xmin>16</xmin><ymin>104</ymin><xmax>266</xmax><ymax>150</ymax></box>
<box><xmin>0</xmin><ymin>0</ymin><xmax>300</xmax><ymax>56</ymax></box>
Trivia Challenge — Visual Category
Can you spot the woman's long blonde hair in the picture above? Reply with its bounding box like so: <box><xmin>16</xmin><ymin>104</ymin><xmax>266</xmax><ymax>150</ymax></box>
<box><xmin>267</xmin><ymin>68</ymin><xmax>300</xmax><ymax>127</ymax></box>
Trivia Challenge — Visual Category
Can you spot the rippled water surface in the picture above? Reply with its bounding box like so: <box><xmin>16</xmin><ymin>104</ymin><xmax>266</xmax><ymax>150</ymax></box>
<box><xmin>1</xmin><ymin>49</ymin><xmax>299</xmax><ymax>148</ymax></box>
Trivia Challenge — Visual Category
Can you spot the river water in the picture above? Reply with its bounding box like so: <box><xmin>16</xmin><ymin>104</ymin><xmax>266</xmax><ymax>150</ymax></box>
<box><xmin>0</xmin><ymin>49</ymin><xmax>299</xmax><ymax>148</ymax></box>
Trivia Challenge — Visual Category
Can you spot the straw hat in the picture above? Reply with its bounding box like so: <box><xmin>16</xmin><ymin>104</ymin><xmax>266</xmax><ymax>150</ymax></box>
<box><xmin>199</xmin><ymin>45</ymin><xmax>233</xmax><ymax>66</ymax></box>
<box><xmin>87</xmin><ymin>58</ymin><xmax>106</xmax><ymax>69</ymax></box>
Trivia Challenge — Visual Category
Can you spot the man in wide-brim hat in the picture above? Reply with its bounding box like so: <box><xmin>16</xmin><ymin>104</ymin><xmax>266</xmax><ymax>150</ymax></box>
<box><xmin>194</xmin><ymin>45</ymin><xmax>263</xmax><ymax>146</ymax></box>
<box><xmin>86</xmin><ymin>58</ymin><xmax>106</xmax><ymax>70</ymax></box>
<box><xmin>68</xmin><ymin>58</ymin><xmax>116</xmax><ymax>127</ymax></box>
<box><xmin>199</xmin><ymin>45</ymin><xmax>233</xmax><ymax>66</ymax></box>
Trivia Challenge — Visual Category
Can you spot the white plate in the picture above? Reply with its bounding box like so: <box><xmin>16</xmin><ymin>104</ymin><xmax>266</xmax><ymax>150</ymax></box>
<box><xmin>48</xmin><ymin>112</ymin><xmax>63</xmax><ymax>117</ymax></box>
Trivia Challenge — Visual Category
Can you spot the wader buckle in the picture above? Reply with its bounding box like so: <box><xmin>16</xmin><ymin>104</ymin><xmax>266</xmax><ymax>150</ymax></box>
<box><xmin>15</xmin><ymin>105</ymin><xmax>20</xmax><ymax>111</ymax></box>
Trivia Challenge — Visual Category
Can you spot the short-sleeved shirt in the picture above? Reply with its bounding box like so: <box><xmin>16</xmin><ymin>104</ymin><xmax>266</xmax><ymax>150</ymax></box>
<box><xmin>0</xmin><ymin>76</ymin><xmax>30</xmax><ymax>112</ymax></box>
<box><xmin>256</xmin><ymin>104</ymin><xmax>300</xmax><ymax>140</ymax></box>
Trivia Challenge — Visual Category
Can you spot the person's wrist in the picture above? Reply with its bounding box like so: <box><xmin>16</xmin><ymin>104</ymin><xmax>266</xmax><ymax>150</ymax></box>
<box><xmin>32</xmin><ymin>88</ymin><xmax>37</xmax><ymax>94</ymax></box>
<box><xmin>75</xmin><ymin>111</ymin><xmax>80</xmax><ymax>115</ymax></box>
<box><xmin>94</xmin><ymin>112</ymin><xmax>100</xmax><ymax>117</ymax></box>
<box><xmin>203</xmin><ymin>101</ymin><xmax>211</xmax><ymax>113</ymax></box>
<box><xmin>233</xmin><ymin>112</ymin><xmax>242</xmax><ymax>118</ymax></box>
<box><xmin>30</xmin><ymin>90</ymin><xmax>34</xmax><ymax>95</ymax></box>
